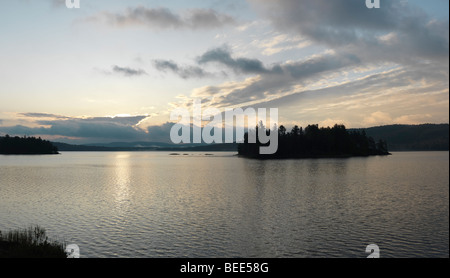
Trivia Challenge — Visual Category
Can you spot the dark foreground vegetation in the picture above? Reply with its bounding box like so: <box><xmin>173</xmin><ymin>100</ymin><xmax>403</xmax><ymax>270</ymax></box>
<box><xmin>0</xmin><ymin>226</ymin><xmax>66</xmax><ymax>258</ymax></box>
<box><xmin>0</xmin><ymin>135</ymin><xmax>59</xmax><ymax>154</ymax></box>
<box><xmin>238</xmin><ymin>123</ymin><xmax>390</xmax><ymax>159</ymax></box>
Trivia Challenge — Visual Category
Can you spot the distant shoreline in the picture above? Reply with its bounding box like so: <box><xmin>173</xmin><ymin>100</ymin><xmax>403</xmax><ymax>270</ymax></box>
<box><xmin>2</xmin><ymin>124</ymin><xmax>448</xmax><ymax>154</ymax></box>
<box><xmin>0</xmin><ymin>153</ymin><xmax>60</xmax><ymax>155</ymax></box>
<box><xmin>3</xmin><ymin>149</ymin><xmax>448</xmax><ymax>155</ymax></box>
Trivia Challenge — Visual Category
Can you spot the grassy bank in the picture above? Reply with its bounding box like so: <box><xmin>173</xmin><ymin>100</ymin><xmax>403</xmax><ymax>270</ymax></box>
<box><xmin>0</xmin><ymin>226</ymin><xmax>66</xmax><ymax>258</ymax></box>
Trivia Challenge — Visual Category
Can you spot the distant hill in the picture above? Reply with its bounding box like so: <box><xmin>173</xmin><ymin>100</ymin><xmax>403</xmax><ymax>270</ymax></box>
<box><xmin>52</xmin><ymin>124</ymin><xmax>449</xmax><ymax>153</ymax></box>
<box><xmin>357</xmin><ymin>124</ymin><xmax>449</xmax><ymax>151</ymax></box>
<box><xmin>52</xmin><ymin>142</ymin><xmax>125</xmax><ymax>152</ymax></box>
<box><xmin>83</xmin><ymin>141</ymin><xmax>180</xmax><ymax>148</ymax></box>
<box><xmin>160</xmin><ymin>142</ymin><xmax>238</xmax><ymax>152</ymax></box>
<box><xmin>53</xmin><ymin>141</ymin><xmax>238</xmax><ymax>152</ymax></box>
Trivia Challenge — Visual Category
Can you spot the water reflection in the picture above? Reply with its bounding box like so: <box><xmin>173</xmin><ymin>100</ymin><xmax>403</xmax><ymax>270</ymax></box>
<box><xmin>112</xmin><ymin>153</ymin><xmax>132</xmax><ymax>210</ymax></box>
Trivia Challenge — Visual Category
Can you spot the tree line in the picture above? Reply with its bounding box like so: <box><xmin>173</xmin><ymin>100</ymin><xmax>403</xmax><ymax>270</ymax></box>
<box><xmin>0</xmin><ymin>135</ymin><xmax>59</xmax><ymax>155</ymax></box>
<box><xmin>238</xmin><ymin>123</ymin><xmax>389</xmax><ymax>158</ymax></box>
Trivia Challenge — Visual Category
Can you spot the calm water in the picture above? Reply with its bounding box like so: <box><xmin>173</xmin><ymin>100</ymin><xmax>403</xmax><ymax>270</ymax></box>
<box><xmin>0</xmin><ymin>151</ymin><xmax>448</xmax><ymax>258</ymax></box>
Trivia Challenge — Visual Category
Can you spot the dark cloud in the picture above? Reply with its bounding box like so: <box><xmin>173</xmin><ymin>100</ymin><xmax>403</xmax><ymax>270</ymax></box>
<box><xmin>153</xmin><ymin>60</ymin><xmax>210</xmax><ymax>79</ymax></box>
<box><xmin>187</xmin><ymin>8</ymin><xmax>236</xmax><ymax>29</ymax></box>
<box><xmin>191</xmin><ymin>49</ymin><xmax>361</xmax><ymax>106</ymax></box>
<box><xmin>173</xmin><ymin>0</ymin><xmax>447</xmax><ymax>109</ymax></box>
<box><xmin>0</xmin><ymin>115</ymin><xmax>152</xmax><ymax>142</ymax></box>
<box><xmin>153</xmin><ymin>46</ymin><xmax>362</xmax><ymax>107</ymax></box>
<box><xmin>89</xmin><ymin>6</ymin><xmax>236</xmax><ymax>30</ymax></box>
<box><xmin>165</xmin><ymin>47</ymin><xmax>359</xmax><ymax>81</ymax></box>
<box><xmin>145</xmin><ymin>122</ymin><xmax>246</xmax><ymax>144</ymax></box>
<box><xmin>112</xmin><ymin>65</ymin><xmax>147</xmax><ymax>77</ymax></box>
<box><xmin>249</xmin><ymin>0</ymin><xmax>399</xmax><ymax>36</ymax></box>
<box><xmin>0</xmin><ymin>118</ymin><xmax>241</xmax><ymax>144</ymax></box>
<box><xmin>248</xmin><ymin>0</ymin><xmax>449</xmax><ymax>63</ymax></box>
<box><xmin>145</xmin><ymin>122</ymin><xmax>175</xmax><ymax>143</ymax></box>
<box><xmin>198</xmin><ymin>47</ymin><xmax>278</xmax><ymax>74</ymax></box>
<box><xmin>283</xmin><ymin>53</ymin><xmax>359</xmax><ymax>78</ymax></box>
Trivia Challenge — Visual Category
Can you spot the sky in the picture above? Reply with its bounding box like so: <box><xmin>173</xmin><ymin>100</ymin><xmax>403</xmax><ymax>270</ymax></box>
<box><xmin>0</xmin><ymin>0</ymin><xmax>448</xmax><ymax>144</ymax></box>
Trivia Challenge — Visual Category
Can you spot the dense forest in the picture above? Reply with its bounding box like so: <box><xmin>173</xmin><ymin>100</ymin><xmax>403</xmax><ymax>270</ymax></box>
<box><xmin>363</xmin><ymin>124</ymin><xmax>449</xmax><ymax>151</ymax></box>
<box><xmin>0</xmin><ymin>135</ymin><xmax>59</xmax><ymax>155</ymax></box>
<box><xmin>238</xmin><ymin>123</ymin><xmax>389</xmax><ymax>159</ymax></box>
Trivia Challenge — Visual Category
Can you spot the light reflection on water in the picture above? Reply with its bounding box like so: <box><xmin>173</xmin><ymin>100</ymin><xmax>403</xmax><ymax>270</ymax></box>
<box><xmin>0</xmin><ymin>151</ymin><xmax>448</xmax><ymax>258</ymax></box>
<box><xmin>112</xmin><ymin>153</ymin><xmax>132</xmax><ymax>210</ymax></box>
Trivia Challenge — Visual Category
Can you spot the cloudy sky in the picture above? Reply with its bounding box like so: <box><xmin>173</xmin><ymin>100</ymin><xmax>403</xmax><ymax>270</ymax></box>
<box><xmin>0</xmin><ymin>0</ymin><xmax>448</xmax><ymax>144</ymax></box>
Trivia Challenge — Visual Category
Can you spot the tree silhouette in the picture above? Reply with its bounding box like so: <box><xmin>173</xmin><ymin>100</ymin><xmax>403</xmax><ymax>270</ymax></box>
<box><xmin>238</xmin><ymin>123</ymin><xmax>390</xmax><ymax>158</ymax></box>
<box><xmin>0</xmin><ymin>135</ymin><xmax>59</xmax><ymax>155</ymax></box>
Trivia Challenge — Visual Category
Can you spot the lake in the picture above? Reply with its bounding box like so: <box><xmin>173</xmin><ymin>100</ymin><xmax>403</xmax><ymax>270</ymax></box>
<box><xmin>0</xmin><ymin>151</ymin><xmax>448</xmax><ymax>258</ymax></box>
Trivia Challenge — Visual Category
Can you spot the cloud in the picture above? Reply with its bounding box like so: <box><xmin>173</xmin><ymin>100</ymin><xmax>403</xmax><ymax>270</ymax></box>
<box><xmin>153</xmin><ymin>60</ymin><xmax>210</xmax><ymax>79</ymax></box>
<box><xmin>393</xmin><ymin>114</ymin><xmax>433</xmax><ymax>125</ymax></box>
<box><xmin>19</xmin><ymin>112</ymin><xmax>70</xmax><ymax>119</ymax></box>
<box><xmin>0</xmin><ymin>115</ymin><xmax>153</xmax><ymax>142</ymax></box>
<box><xmin>71</xmin><ymin>115</ymin><xmax>149</xmax><ymax>126</ymax></box>
<box><xmin>145</xmin><ymin>122</ymin><xmax>175</xmax><ymax>143</ymax></box>
<box><xmin>157</xmin><ymin>0</ymin><xmax>448</xmax><ymax>118</ymax></box>
<box><xmin>145</xmin><ymin>122</ymin><xmax>247</xmax><ymax>144</ymax></box>
<box><xmin>88</xmin><ymin>6</ymin><xmax>236</xmax><ymax>30</ymax></box>
<box><xmin>363</xmin><ymin>112</ymin><xmax>434</xmax><ymax>126</ymax></box>
<box><xmin>238</xmin><ymin>61</ymin><xmax>449</xmax><ymax>127</ymax></box>
<box><xmin>112</xmin><ymin>65</ymin><xmax>147</xmax><ymax>77</ymax></box>
<box><xmin>0</xmin><ymin>115</ymin><xmax>244</xmax><ymax>144</ymax></box>
<box><xmin>50</xmin><ymin>0</ymin><xmax>66</xmax><ymax>8</ymax></box>
<box><xmin>363</xmin><ymin>111</ymin><xmax>393</xmax><ymax>126</ymax></box>
<box><xmin>167</xmin><ymin>59</ymin><xmax>447</xmax><ymax>128</ymax></box>
<box><xmin>188</xmin><ymin>48</ymin><xmax>361</xmax><ymax>107</ymax></box>
<box><xmin>187</xmin><ymin>8</ymin><xmax>236</xmax><ymax>29</ymax></box>
<box><xmin>252</xmin><ymin>33</ymin><xmax>313</xmax><ymax>56</ymax></box>
<box><xmin>282</xmin><ymin>52</ymin><xmax>360</xmax><ymax>78</ymax></box>
<box><xmin>155</xmin><ymin>46</ymin><xmax>358</xmax><ymax>84</ymax></box>
<box><xmin>152</xmin><ymin>46</ymin><xmax>285</xmax><ymax>78</ymax></box>
<box><xmin>198</xmin><ymin>46</ymin><xmax>278</xmax><ymax>74</ymax></box>
<box><xmin>248</xmin><ymin>0</ymin><xmax>449</xmax><ymax>63</ymax></box>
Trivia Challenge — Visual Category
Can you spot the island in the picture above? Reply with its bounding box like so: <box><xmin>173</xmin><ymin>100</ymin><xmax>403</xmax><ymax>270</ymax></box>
<box><xmin>0</xmin><ymin>135</ymin><xmax>59</xmax><ymax>155</ymax></box>
<box><xmin>238</xmin><ymin>124</ymin><xmax>390</xmax><ymax>159</ymax></box>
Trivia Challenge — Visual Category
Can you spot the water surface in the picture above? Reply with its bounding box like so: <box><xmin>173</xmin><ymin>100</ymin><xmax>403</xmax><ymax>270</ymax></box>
<box><xmin>0</xmin><ymin>151</ymin><xmax>448</xmax><ymax>258</ymax></box>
